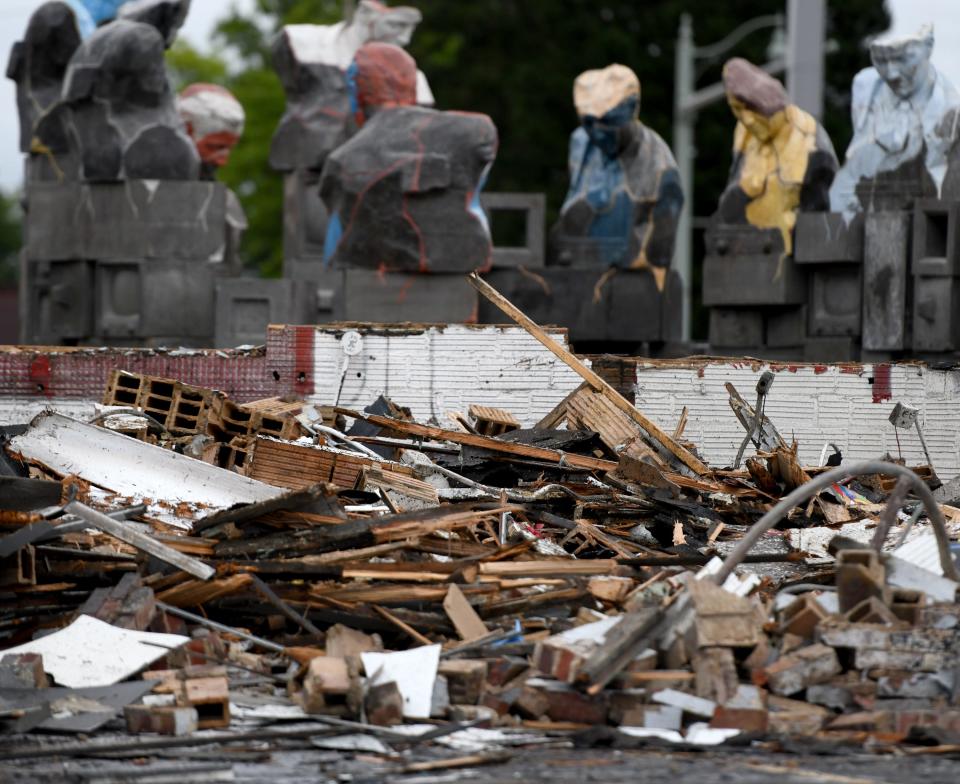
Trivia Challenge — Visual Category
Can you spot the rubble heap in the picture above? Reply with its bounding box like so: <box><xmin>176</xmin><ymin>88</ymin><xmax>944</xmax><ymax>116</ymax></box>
<box><xmin>2</xmin><ymin>280</ymin><xmax>960</xmax><ymax>778</ymax></box>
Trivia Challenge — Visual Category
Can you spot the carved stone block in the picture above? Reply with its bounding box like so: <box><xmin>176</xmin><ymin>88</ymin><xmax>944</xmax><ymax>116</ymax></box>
<box><xmin>912</xmin><ymin>199</ymin><xmax>960</xmax><ymax>277</ymax></box>
<box><xmin>794</xmin><ymin>212</ymin><xmax>864</xmax><ymax>264</ymax></box>
<box><xmin>912</xmin><ymin>275</ymin><xmax>960</xmax><ymax>352</ymax></box>
<box><xmin>862</xmin><ymin>211</ymin><xmax>910</xmax><ymax>351</ymax></box>
<box><xmin>481</xmin><ymin>192</ymin><xmax>545</xmax><ymax>269</ymax></box>
<box><xmin>809</xmin><ymin>266</ymin><xmax>862</xmax><ymax>337</ymax></box>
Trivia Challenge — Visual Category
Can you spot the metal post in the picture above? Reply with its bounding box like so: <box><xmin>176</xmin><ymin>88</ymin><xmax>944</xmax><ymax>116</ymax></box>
<box><xmin>786</xmin><ymin>0</ymin><xmax>826</xmax><ymax>119</ymax></box>
<box><xmin>673</xmin><ymin>14</ymin><xmax>695</xmax><ymax>343</ymax></box>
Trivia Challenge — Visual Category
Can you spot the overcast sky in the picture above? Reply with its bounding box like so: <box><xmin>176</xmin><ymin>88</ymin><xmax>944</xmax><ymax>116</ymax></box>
<box><xmin>0</xmin><ymin>0</ymin><xmax>955</xmax><ymax>189</ymax></box>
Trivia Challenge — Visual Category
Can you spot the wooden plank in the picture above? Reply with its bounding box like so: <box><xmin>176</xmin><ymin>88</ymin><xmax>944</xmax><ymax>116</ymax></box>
<box><xmin>443</xmin><ymin>584</ymin><xmax>489</xmax><ymax>642</ymax></box>
<box><xmin>468</xmin><ymin>273</ymin><xmax>709</xmax><ymax>476</ymax></box>
<box><xmin>338</xmin><ymin>409</ymin><xmax>616</xmax><ymax>473</ymax></box>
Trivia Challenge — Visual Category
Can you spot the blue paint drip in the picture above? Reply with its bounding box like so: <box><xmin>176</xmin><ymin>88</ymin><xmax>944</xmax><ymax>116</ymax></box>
<box><xmin>345</xmin><ymin>61</ymin><xmax>360</xmax><ymax>120</ymax></box>
<box><xmin>323</xmin><ymin>212</ymin><xmax>343</xmax><ymax>266</ymax></box>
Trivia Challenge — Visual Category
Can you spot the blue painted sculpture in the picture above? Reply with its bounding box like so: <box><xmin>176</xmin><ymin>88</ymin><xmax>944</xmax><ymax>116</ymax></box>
<box><xmin>551</xmin><ymin>64</ymin><xmax>683</xmax><ymax>282</ymax></box>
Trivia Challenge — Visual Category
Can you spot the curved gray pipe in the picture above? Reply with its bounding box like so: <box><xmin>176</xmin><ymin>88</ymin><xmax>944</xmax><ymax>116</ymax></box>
<box><xmin>712</xmin><ymin>460</ymin><xmax>959</xmax><ymax>585</ymax></box>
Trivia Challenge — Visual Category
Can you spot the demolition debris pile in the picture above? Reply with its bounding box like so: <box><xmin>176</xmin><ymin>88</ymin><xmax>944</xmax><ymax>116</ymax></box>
<box><xmin>2</xmin><ymin>283</ymin><xmax>960</xmax><ymax>777</ymax></box>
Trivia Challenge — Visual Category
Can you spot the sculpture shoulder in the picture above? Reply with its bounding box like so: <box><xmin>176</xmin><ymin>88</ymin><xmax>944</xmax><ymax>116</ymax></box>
<box><xmin>785</xmin><ymin>104</ymin><xmax>816</xmax><ymax>135</ymax></box>
<box><xmin>636</xmin><ymin>122</ymin><xmax>678</xmax><ymax>169</ymax></box>
<box><xmin>850</xmin><ymin>67</ymin><xmax>884</xmax><ymax>128</ymax></box>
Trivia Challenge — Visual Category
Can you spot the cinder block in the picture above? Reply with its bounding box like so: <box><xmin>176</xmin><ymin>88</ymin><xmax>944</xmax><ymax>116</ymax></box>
<box><xmin>282</xmin><ymin>169</ymin><xmax>328</xmax><ymax>268</ymax></box>
<box><xmin>763</xmin><ymin>644</ymin><xmax>842</xmax><ymax>696</ymax></box>
<box><xmin>25</xmin><ymin>260</ymin><xmax>93</xmax><ymax>343</ymax></box>
<box><xmin>93</xmin><ymin>260</ymin><xmax>216</xmax><ymax>345</ymax></box>
<box><xmin>837</xmin><ymin>549</ymin><xmax>886</xmax><ymax>614</ymax></box>
<box><xmin>766</xmin><ymin>306</ymin><xmax>806</xmax><ymax>347</ymax></box>
<box><xmin>803</xmin><ymin>336</ymin><xmax>859</xmax><ymax>363</ymax></box>
<box><xmin>124</xmin><ymin>704</ymin><xmax>198</xmax><ymax>736</ymax></box>
<box><xmin>341</xmin><ymin>269</ymin><xmax>478</xmax><ymax>324</ymax></box>
<box><xmin>709</xmin><ymin>308</ymin><xmax>762</xmax><ymax>348</ymax></box>
<box><xmin>702</xmin><ymin>253</ymin><xmax>806</xmax><ymax>307</ymax></box>
<box><xmin>912</xmin><ymin>199</ymin><xmax>960</xmax><ymax>276</ymax></box>
<box><xmin>809</xmin><ymin>266</ymin><xmax>861</xmax><ymax>337</ymax></box>
<box><xmin>480</xmin><ymin>266</ymin><xmax>666</xmax><ymax>344</ymax></box>
<box><xmin>862</xmin><ymin>211</ymin><xmax>910</xmax><ymax>351</ymax></box>
<box><xmin>912</xmin><ymin>275</ymin><xmax>960</xmax><ymax>352</ymax></box>
<box><xmin>215</xmin><ymin>278</ymin><xmax>312</xmax><ymax>348</ymax></box>
<box><xmin>27</xmin><ymin>181</ymin><xmax>230</xmax><ymax>263</ymax></box>
<box><xmin>794</xmin><ymin>212</ymin><xmax>864</xmax><ymax>264</ymax></box>
<box><xmin>177</xmin><ymin>676</ymin><xmax>230</xmax><ymax>729</ymax></box>
<box><xmin>481</xmin><ymin>192</ymin><xmax>546</xmax><ymax>269</ymax></box>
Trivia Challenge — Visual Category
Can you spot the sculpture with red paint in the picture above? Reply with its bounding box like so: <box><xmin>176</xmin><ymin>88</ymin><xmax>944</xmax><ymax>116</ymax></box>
<box><xmin>319</xmin><ymin>43</ymin><xmax>497</xmax><ymax>274</ymax></box>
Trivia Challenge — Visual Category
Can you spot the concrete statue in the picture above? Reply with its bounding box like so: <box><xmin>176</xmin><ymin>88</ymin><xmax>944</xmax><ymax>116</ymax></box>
<box><xmin>551</xmin><ymin>63</ymin><xmax>683</xmax><ymax>285</ymax></box>
<box><xmin>60</xmin><ymin>19</ymin><xmax>199</xmax><ymax>181</ymax></box>
<box><xmin>717</xmin><ymin>58</ymin><xmax>837</xmax><ymax>257</ymax></box>
<box><xmin>178</xmin><ymin>83</ymin><xmax>245</xmax><ymax>178</ymax></box>
<box><xmin>830</xmin><ymin>24</ymin><xmax>960</xmax><ymax>215</ymax></box>
<box><xmin>6</xmin><ymin>2</ymin><xmax>83</xmax><ymax>164</ymax></box>
<box><xmin>319</xmin><ymin>42</ymin><xmax>497</xmax><ymax>273</ymax></box>
<box><xmin>703</xmin><ymin>58</ymin><xmax>837</xmax><ymax>359</ymax></box>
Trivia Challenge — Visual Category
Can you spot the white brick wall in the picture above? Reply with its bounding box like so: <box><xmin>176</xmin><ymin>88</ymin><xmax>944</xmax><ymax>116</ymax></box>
<box><xmin>630</xmin><ymin>361</ymin><xmax>960</xmax><ymax>478</ymax></box>
<box><xmin>309</xmin><ymin>325</ymin><xmax>585</xmax><ymax>425</ymax></box>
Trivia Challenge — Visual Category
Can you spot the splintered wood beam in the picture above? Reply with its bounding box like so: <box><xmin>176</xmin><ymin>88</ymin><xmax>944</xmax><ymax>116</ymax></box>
<box><xmin>468</xmin><ymin>272</ymin><xmax>709</xmax><ymax>477</ymax></box>
<box><xmin>338</xmin><ymin>408</ymin><xmax>616</xmax><ymax>473</ymax></box>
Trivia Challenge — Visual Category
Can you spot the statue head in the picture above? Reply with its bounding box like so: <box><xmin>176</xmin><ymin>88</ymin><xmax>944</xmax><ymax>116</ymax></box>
<box><xmin>62</xmin><ymin>19</ymin><xmax>169</xmax><ymax>107</ymax></box>
<box><xmin>355</xmin><ymin>0</ymin><xmax>422</xmax><ymax>48</ymax></box>
<box><xmin>573</xmin><ymin>64</ymin><xmax>640</xmax><ymax>159</ymax></box>
<box><xmin>178</xmin><ymin>83</ymin><xmax>245</xmax><ymax>169</ymax></box>
<box><xmin>117</xmin><ymin>0</ymin><xmax>190</xmax><ymax>48</ymax></box>
<box><xmin>722</xmin><ymin>58</ymin><xmax>789</xmax><ymax>143</ymax></box>
<box><xmin>870</xmin><ymin>24</ymin><xmax>935</xmax><ymax>101</ymax></box>
<box><xmin>347</xmin><ymin>42</ymin><xmax>417</xmax><ymax>126</ymax></box>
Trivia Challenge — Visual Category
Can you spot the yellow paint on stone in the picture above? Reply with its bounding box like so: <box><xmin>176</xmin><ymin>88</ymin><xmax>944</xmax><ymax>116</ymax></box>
<box><xmin>729</xmin><ymin>99</ymin><xmax>818</xmax><ymax>257</ymax></box>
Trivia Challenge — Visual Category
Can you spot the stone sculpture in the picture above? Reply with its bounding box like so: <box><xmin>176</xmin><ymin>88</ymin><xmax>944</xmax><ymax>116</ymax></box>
<box><xmin>551</xmin><ymin>64</ymin><xmax>683</xmax><ymax>282</ymax></box>
<box><xmin>6</xmin><ymin>2</ymin><xmax>83</xmax><ymax>161</ymax></box>
<box><xmin>60</xmin><ymin>19</ymin><xmax>199</xmax><ymax>181</ymax></box>
<box><xmin>716</xmin><ymin>58</ymin><xmax>837</xmax><ymax>257</ymax></box>
<box><xmin>703</xmin><ymin>59</ymin><xmax>837</xmax><ymax>360</ymax></box>
<box><xmin>319</xmin><ymin>42</ymin><xmax>497</xmax><ymax>272</ymax></box>
<box><xmin>117</xmin><ymin>0</ymin><xmax>191</xmax><ymax>48</ymax></box>
<box><xmin>830</xmin><ymin>24</ymin><xmax>960</xmax><ymax>215</ymax></box>
<box><xmin>178</xmin><ymin>83</ymin><xmax>248</xmax><ymax>270</ymax></box>
<box><xmin>178</xmin><ymin>83</ymin><xmax>245</xmax><ymax>178</ymax></box>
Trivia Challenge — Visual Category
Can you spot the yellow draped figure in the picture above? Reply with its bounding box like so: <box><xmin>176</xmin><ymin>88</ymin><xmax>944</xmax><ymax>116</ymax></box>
<box><xmin>716</xmin><ymin>58</ymin><xmax>837</xmax><ymax>257</ymax></box>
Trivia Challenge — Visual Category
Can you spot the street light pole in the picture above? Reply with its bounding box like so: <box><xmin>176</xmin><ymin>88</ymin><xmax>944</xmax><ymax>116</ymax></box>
<box><xmin>673</xmin><ymin>14</ymin><xmax>695</xmax><ymax>343</ymax></box>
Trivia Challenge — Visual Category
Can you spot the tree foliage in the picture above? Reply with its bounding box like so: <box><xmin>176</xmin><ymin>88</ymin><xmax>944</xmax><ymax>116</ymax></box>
<box><xmin>168</xmin><ymin>0</ymin><xmax>891</xmax><ymax>316</ymax></box>
<box><xmin>0</xmin><ymin>191</ymin><xmax>22</xmax><ymax>286</ymax></box>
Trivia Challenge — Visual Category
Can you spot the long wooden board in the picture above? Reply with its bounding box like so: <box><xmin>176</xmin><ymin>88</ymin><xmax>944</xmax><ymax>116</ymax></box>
<box><xmin>468</xmin><ymin>273</ymin><xmax>708</xmax><ymax>476</ymax></box>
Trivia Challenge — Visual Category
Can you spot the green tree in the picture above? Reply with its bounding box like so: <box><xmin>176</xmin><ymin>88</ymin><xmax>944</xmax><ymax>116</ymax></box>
<box><xmin>0</xmin><ymin>191</ymin><xmax>22</xmax><ymax>286</ymax></box>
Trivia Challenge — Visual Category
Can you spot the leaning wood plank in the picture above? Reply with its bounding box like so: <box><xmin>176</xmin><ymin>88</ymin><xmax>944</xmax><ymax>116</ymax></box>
<box><xmin>443</xmin><ymin>583</ymin><xmax>489</xmax><ymax>641</ymax></box>
<box><xmin>339</xmin><ymin>409</ymin><xmax>616</xmax><ymax>473</ymax></box>
<box><xmin>468</xmin><ymin>273</ymin><xmax>708</xmax><ymax>476</ymax></box>
<box><xmin>65</xmin><ymin>502</ymin><xmax>215</xmax><ymax>581</ymax></box>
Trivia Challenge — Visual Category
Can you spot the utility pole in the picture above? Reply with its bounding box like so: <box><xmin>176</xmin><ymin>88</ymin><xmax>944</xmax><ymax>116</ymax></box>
<box><xmin>786</xmin><ymin>0</ymin><xmax>826</xmax><ymax>118</ymax></box>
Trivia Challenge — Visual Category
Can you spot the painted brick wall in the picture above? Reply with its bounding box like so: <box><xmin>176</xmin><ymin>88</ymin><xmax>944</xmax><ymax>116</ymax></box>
<box><xmin>309</xmin><ymin>324</ymin><xmax>584</xmax><ymax>425</ymax></box>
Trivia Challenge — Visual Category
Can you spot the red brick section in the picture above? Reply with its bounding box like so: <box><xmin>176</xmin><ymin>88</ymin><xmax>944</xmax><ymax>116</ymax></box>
<box><xmin>0</xmin><ymin>325</ymin><xmax>315</xmax><ymax>402</ymax></box>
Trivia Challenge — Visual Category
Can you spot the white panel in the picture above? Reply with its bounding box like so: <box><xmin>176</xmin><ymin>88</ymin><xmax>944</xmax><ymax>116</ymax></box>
<box><xmin>310</xmin><ymin>325</ymin><xmax>584</xmax><ymax>426</ymax></box>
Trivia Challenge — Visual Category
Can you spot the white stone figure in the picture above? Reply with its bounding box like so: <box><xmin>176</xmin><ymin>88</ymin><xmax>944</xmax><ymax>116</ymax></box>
<box><xmin>829</xmin><ymin>24</ymin><xmax>960</xmax><ymax>216</ymax></box>
<box><xmin>283</xmin><ymin>0</ymin><xmax>434</xmax><ymax>106</ymax></box>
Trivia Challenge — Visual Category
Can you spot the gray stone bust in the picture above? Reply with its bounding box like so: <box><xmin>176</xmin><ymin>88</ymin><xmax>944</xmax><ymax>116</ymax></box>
<box><xmin>829</xmin><ymin>24</ymin><xmax>960</xmax><ymax>216</ymax></box>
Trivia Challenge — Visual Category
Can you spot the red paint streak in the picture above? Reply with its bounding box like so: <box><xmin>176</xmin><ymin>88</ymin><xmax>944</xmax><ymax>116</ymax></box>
<box><xmin>697</xmin><ymin>367</ymin><xmax>705</xmax><ymax>378</ymax></box>
<box><xmin>813</xmin><ymin>365</ymin><xmax>828</xmax><ymax>375</ymax></box>
<box><xmin>29</xmin><ymin>356</ymin><xmax>52</xmax><ymax>398</ymax></box>
<box><xmin>293</xmin><ymin>326</ymin><xmax>315</xmax><ymax>397</ymax></box>
<box><xmin>872</xmin><ymin>363</ymin><xmax>892</xmax><ymax>403</ymax></box>
<box><xmin>405</xmin><ymin>115</ymin><xmax>433</xmax><ymax>272</ymax></box>
<box><xmin>395</xmin><ymin>279</ymin><xmax>414</xmax><ymax>304</ymax></box>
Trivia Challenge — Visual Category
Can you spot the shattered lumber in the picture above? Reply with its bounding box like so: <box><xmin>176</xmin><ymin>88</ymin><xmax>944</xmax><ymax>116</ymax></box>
<box><xmin>468</xmin><ymin>272</ymin><xmax>709</xmax><ymax>476</ymax></box>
